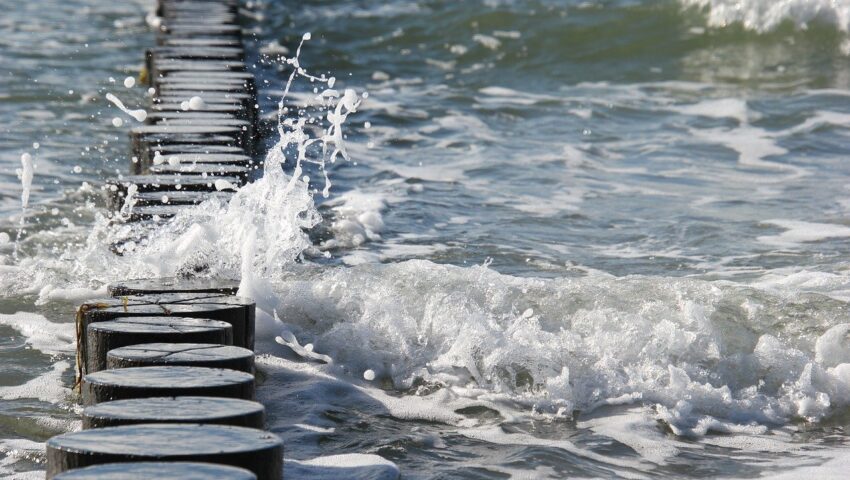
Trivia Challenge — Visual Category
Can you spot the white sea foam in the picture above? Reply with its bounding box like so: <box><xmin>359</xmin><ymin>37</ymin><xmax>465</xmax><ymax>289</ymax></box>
<box><xmin>0</xmin><ymin>361</ymin><xmax>71</xmax><ymax>404</ymax></box>
<box><xmin>578</xmin><ymin>407</ymin><xmax>688</xmax><ymax>464</ymax></box>
<box><xmin>0</xmin><ymin>312</ymin><xmax>75</xmax><ymax>355</ymax></box>
<box><xmin>472</xmin><ymin>34</ymin><xmax>501</xmax><ymax>50</ymax></box>
<box><xmin>321</xmin><ymin>189</ymin><xmax>388</xmax><ymax>249</ymax></box>
<box><xmin>35</xmin><ymin>285</ymin><xmax>107</xmax><ymax>305</ymax></box>
<box><xmin>0</xmin><ymin>438</ymin><xmax>45</xmax><ymax>480</ymax></box>
<box><xmin>230</xmin><ymin>260</ymin><xmax>850</xmax><ymax>439</ymax></box>
<box><xmin>285</xmin><ymin>454</ymin><xmax>400</xmax><ymax>480</ymax></box>
<box><xmin>477</xmin><ymin>86</ymin><xmax>562</xmax><ymax>105</ymax></box>
<box><xmin>758</xmin><ymin>219</ymin><xmax>850</xmax><ymax>247</ymax></box>
<box><xmin>672</xmin><ymin>98</ymin><xmax>752</xmax><ymax>124</ymax></box>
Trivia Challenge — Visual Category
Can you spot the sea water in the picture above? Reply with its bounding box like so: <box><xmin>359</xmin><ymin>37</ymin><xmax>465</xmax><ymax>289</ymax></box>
<box><xmin>4</xmin><ymin>0</ymin><xmax>850</xmax><ymax>478</ymax></box>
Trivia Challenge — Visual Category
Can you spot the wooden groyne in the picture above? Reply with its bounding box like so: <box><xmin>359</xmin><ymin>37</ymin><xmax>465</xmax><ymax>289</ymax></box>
<box><xmin>44</xmin><ymin>0</ymin><xmax>283</xmax><ymax>478</ymax></box>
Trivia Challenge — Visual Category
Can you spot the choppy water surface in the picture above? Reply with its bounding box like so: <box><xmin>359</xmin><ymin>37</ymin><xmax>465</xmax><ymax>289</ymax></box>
<box><xmin>5</xmin><ymin>0</ymin><xmax>850</xmax><ymax>478</ymax></box>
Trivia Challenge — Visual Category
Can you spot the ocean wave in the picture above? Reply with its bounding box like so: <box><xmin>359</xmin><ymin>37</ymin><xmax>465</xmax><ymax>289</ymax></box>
<box><xmin>683</xmin><ymin>0</ymin><xmax>850</xmax><ymax>33</ymax></box>
<box><xmin>264</xmin><ymin>260</ymin><xmax>850</xmax><ymax>435</ymax></box>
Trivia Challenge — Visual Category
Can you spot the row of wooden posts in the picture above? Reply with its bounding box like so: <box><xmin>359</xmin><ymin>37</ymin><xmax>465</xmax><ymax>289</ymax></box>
<box><xmin>44</xmin><ymin>0</ymin><xmax>284</xmax><ymax>478</ymax></box>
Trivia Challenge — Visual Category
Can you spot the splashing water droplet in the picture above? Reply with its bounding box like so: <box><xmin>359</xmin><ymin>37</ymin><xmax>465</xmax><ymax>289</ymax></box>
<box><xmin>214</xmin><ymin>179</ymin><xmax>237</xmax><ymax>191</ymax></box>
<box><xmin>105</xmin><ymin>93</ymin><xmax>147</xmax><ymax>122</ymax></box>
<box><xmin>19</xmin><ymin>153</ymin><xmax>33</xmax><ymax>209</ymax></box>
<box><xmin>123</xmin><ymin>76</ymin><xmax>135</xmax><ymax>88</ymax></box>
<box><xmin>188</xmin><ymin>96</ymin><xmax>206</xmax><ymax>110</ymax></box>
<box><xmin>120</xmin><ymin>184</ymin><xmax>138</xmax><ymax>219</ymax></box>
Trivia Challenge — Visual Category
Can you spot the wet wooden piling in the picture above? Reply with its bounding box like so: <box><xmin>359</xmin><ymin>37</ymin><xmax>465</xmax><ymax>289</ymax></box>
<box><xmin>86</xmin><ymin>316</ymin><xmax>233</xmax><ymax>373</ymax></box>
<box><xmin>47</xmin><ymin>424</ymin><xmax>282</xmax><ymax>479</ymax></box>
<box><xmin>46</xmin><ymin>0</ymin><xmax>286</xmax><ymax>477</ymax></box>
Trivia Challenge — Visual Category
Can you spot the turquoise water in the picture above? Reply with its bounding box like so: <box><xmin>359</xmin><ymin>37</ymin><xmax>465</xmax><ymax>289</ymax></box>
<box><xmin>5</xmin><ymin>0</ymin><xmax>850</xmax><ymax>478</ymax></box>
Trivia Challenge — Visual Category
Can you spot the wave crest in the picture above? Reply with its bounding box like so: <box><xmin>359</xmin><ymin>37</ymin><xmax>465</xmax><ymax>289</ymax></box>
<box><xmin>683</xmin><ymin>0</ymin><xmax>850</xmax><ymax>33</ymax></box>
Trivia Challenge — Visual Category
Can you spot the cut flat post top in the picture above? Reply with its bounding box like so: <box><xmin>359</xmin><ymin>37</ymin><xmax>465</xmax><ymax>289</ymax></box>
<box><xmin>82</xmin><ymin>365</ymin><xmax>255</xmax><ymax>405</ymax></box>
<box><xmin>107</xmin><ymin>276</ymin><xmax>240</xmax><ymax>296</ymax></box>
<box><xmin>79</xmin><ymin>292</ymin><xmax>255</xmax><ymax>348</ymax></box>
<box><xmin>131</xmin><ymin>190</ymin><xmax>234</xmax><ymax>206</ymax></box>
<box><xmin>82</xmin><ymin>396</ymin><xmax>265</xmax><ymax>429</ymax></box>
<box><xmin>106</xmin><ymin>342</ymin><xmax>255</xmax><ymax>373</ymax></box>
<box><xmin>46</xmin><ymin>424</ymin><xmax>282</xmax><ymax>480</ymax></box>
<box><xmin>85</xmin><ymin>317</ymin><xmax>232</xmax><ymax>373</ymax></box>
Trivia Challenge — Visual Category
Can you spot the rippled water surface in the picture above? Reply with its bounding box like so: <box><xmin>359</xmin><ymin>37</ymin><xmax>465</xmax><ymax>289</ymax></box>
<box><xmin>5</xmin><ymin>0</ymin><xmax>850</xmax><ymax>478</ymax></box>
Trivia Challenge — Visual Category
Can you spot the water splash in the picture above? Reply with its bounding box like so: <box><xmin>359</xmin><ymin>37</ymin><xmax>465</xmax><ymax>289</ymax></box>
<box><xmin>18</xmin><ymin>153</ymin><xmax>33</xmax><ymax>210</ymax></box>
<box><xmin>272</xmin><ymin>32</ymin><xmax>364</xmax><ymax>198</ymax></box>
<box><xmin>119</xmin><ymin>184</ymin><xmax>138</xmax><ymax>221</ymax></box>
<box><xmin>12</xmin><ymin>151</ymin><xmax>34</xmax><ymax>261</ymax></box>
<box><xmin>63</xmin><ymin>32</ymin><xmax>363</xmax><ymax>285</ymax></box>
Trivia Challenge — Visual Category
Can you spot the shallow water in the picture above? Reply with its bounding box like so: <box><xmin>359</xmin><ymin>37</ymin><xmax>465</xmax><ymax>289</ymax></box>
<box><xmin>4</xmin><ymin>0</ymin><xmax>850</xmax><ymax>478</ymax></box>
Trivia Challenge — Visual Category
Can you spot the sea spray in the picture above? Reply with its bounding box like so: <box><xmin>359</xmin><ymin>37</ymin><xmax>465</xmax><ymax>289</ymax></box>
<box><xmin>119</xmin><ymin>184</ymin><xmax>138</xmax><ymax>220</ymax></box>
<box><xmin>12</xmin><ymin>152</ymin><xmax>34</xmax><ymax>261</ymax></box>
<box><xmin>18</xmin><ymin>153</ymin><xmax>33</xmax><ymax>210</ymax></box>
<box><xmin>64</xmin><ymin>32</ymin><xmax>363</xmax><ymax>284</ymax></box>
<box><xmin>273</xmin><ymin>32</ymin><xmax>364</xmax><ymax>198</ymax></box>
<box><xmin>105</xmin><ymin>92</ymin><xmax>147</xmax><ymax>122</ymax></box>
